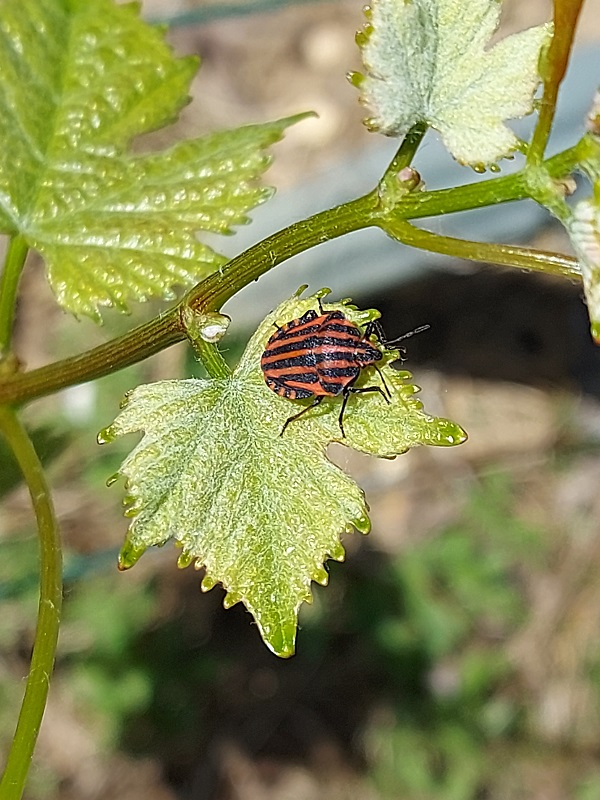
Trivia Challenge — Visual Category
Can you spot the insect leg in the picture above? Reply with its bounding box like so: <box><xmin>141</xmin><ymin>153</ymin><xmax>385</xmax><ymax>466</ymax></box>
<box><xmin>374</xmin><ymin>364</ymin><xmax>392</xmax><ymax>399</ymax></box>
<box><xmin>338</xmin><ymin>385</ymin><xmax>390</xmax><ymax>438</ymax></box>
<box><xmin>364</xmin><ymin>319</ymin><xmax>386</xmax><ymax>341</ymax></box>
<box><xmin>351</xmin><ymin>385</ymin><xmax>390</xmax><ymax>403</ymax></box>
<box><xmin>337</xmin><ymin>391</ymin><xmax>351</xmax><ymax>438</ymax></box>
<box><xmin>280</xmin><ymin>396</ymin><xmax>324</xmax><ymax>436</ymax></box>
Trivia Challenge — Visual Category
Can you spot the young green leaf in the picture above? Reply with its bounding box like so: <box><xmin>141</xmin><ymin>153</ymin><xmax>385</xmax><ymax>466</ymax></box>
<box><xmin>0</xmin><ymin>0</ymin><xmax>305</xmax><ymax>320</ymax></box>
<box><xmin>568</xmin><ymin>195</ymin><xmax>600</xmax><ymax>342</ymax></box>
<box><xmin>353</xmin><ymin>0</ymin><xmax>551</xmax><ymax>167</ymax></box>
<box><xmin>587</xmin><ymin>90</ymin><xmax>600</xmax><ymax>140</ymax></box>
<box><xmin>100</xmin><ymin>291</ymin><xmax>467</xmax><ymax>657</ymax></box>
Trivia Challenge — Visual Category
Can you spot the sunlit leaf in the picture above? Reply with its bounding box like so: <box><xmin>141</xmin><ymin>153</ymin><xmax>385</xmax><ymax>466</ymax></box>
<box><xmin>100</xmin><ymin>290</ymin><xmax>466</xmax><ymax>657</ymax></box>
<box><xmin>587</xmin><ymin>89</ymin><xmax>600</xmax><ymax>139</ymax></box>
<box><xmin>0</xmin><ymin>0</ymin><xmax>305</xmax><ymax>320</ymax></box>
<box><xmin>568</xmin><ymin>194</ymin><xmax>600</xmax><ymax>342</ymax></box>
<box><xmin>353</xmin><ymin>0</ymin><xmax>551</xmax><ymax>166</ymax></box>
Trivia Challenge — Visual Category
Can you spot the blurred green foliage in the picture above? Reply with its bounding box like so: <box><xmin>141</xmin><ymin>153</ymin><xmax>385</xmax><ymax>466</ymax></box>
<box><xmin>362</xmin><ymin>474</ymin><xmax>537</xmax><ymax>799</ymax></box>
<box><xmin>2</xmin><ymin>461</ymin><xmax>600</xmax><ymax>798</ymax></box>
<box><xmin>63</xmin><ymin>576</ymin><xmax>157</xmax><ymax>746</ymax></box>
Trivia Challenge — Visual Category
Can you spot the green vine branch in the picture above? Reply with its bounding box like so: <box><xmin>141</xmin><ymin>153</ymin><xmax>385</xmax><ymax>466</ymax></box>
<box><xmin>0</xmin><ymin>405</ymin><xmax>62</xmax><ymax>800</ymax></box>
<box><xmin>379</xmin><ymin>122</ymin><xmax>427</xmax><ymax>198</ymax></box>
<box><xmin>0</xmin><ymin>139</ymin><xmax>587</xmax><ymax>401</ymax></box>
<box><xmin>378</xmin><ymin>220</ymin><xmax>581</xmax><ymax>280</ymax></box>
<box><xmin>528</xmin><ymin>0</ymin><xmax>585</xmax><ymax>164</ymax></box>
<box><xmin>0</xmin><ymin>235</ymin><xmax>29</xmax><ymax>360</ymax></box>
<box><xmin>0</xmin><ymin>195</ymin><xmax>375</xmax><ymax>397</ymax></box>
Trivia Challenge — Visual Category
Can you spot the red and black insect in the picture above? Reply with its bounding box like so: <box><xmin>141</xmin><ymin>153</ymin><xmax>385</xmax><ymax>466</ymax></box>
<box><xmin>261</xmin><ymin>299</ymin><xmax>426</xmax><ymax>437</ymax></box>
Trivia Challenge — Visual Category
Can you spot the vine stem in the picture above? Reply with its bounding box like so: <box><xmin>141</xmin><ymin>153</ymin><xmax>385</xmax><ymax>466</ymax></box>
<box><xmin>379</xmin><ymin>122</ymin><xmax>427</xmax><ymax>194</ymax></box>
<box><xmin>0</xmin><ymin>406</ymin><xmax>62</xmax><ymax>800</ymax></box>
<box><xmin>0</xmin><ymin>194</ymin><xmax>375</xmax><ymax>401</ymax></box>
<box><xmin>528</xmin><ymin>0</ymin><xmax>585</xmax><ymax>164</ymax></box>
<box><xmin>0</xmin><ymin>140</ymin><xmax>586</xmax><ymax>405</ymax></box>
<box><xmin>192</xmin><ymin>337</ymin><xmax>232</xmax><ymax>379</ymax></box>
<box><xmin>378</xmin><ymin>220</ymin><xmax>581</xmax><ymax>281</ymax></box>
<box><xmin>0</xmin><ymin>235</ymin><xmax>29</xmax><ymax>359</ymax></box>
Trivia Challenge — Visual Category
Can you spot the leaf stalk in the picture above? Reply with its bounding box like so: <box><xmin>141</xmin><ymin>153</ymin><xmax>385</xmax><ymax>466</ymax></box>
<box><xmin>0</xmin><ymin>236</ymin><xmax>29</xmax><ymax>360</ymax></box>
<box><xmin>0</xmin><ymin>406</ymin><xmax>62</xmax><ymax>800</ymax></box>
<box><xmin>527</xmin><ymin>0</ymin><xmax>585</xmax><ymax>164</ymax></box>
<box><xmin>378</xmin><ymin>220</ymin><xmax>581</xmax><ymax>280</ymax></box>
<box><xmin>379</xmin><ymin>122</ymin><xmax>428</xmax><ymax>199</ymax></box>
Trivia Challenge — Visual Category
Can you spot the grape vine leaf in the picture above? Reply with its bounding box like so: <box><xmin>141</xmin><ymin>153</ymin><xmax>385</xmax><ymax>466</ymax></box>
<box><xmin>569</xmin><ymin>195</ymin><xmax>600</xmax><ymax>342</ymax></box>
<box><xmin>352</xmin><ymin>0</ymin><xmax>551</xmax><ymax>166</ymax></box>
<box><xmin>100</xmin><ymin>290</ymin><xmax>467</xmax><ymax>657</ymax></box>
<box><xmin>0</xmin><ymin>0</ymin><xmax>306</xmax><ymax>321</ymax></box>
<box><xmin>568</xmin><ymin>116</ymin><xmax>600</xmax><ymax>341</ymax></box>
<box><xmin>587</xmin><ymin>91</ymin><xmax>600</xmax><ymax>140</ymax></box>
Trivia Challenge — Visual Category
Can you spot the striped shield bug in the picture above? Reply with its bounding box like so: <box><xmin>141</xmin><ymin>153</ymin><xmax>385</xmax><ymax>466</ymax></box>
<box><xmin>261</xmin><ymin>299</ymin><xmax>427</xmax><ymax>437</ymax></box>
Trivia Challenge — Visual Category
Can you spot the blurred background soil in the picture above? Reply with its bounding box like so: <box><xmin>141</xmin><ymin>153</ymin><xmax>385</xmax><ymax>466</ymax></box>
<box><xmin>3</xmin><ymin>1</ymin><xmax>600</xmax><ymax>799</ymax></box>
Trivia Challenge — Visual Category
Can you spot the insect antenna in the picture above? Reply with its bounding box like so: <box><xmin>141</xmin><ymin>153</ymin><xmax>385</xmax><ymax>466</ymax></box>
<box><xmin>370</xmin><ymin>323</ymin><xmax>430</xmax><ymax>390</ymax></box>
<box><xmin>379</xmin><ymin>324</ymin><xmax>430</xmax><ymax>348</ymax></box>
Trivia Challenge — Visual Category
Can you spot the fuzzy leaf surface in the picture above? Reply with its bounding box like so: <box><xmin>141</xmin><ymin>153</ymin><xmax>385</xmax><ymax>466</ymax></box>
<box><xmin>568</xmin><ymin>194</ymin><xmax>600</xmax><ymax>341</ymax></box>
<box><xmin>568</xmin><ymin>126</ymin><xmax>600</xmax><ymax>340</ymax></box>
<box><xmin>0</xmin><ymin>0</ymin><xmax>302</xmax><ymax>320</ymax></box>
<box><xmin>102</xmin><ymin>291</ymin><xmax>466</xmax><ymax>656</ymax></box>
<box><xmin>355</xmin><ymin>0</ymin><xmax>551</xmax><ymax>166</ymax></box>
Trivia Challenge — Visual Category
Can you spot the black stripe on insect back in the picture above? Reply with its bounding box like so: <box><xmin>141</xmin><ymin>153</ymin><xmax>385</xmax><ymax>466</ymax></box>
<box><xmin>314</xmin><ymin>335</ymin><xmax>363</xmax><ymax>349</ymax></box>
<box><xmin>266</xmin><ymin>366</ymin><xmax>319</xmax><ymax>380</ymax></box>
<box><xmin>271</xmin><ymin>372</ymin><xmax>319</xmax><ymax>385</ymax></box>
<box><xmin>319</xmin><ymin>379</ymin><xmax>357</xmax><ymax>395</ymax></box>
<box><xmin>318</xmin><ymin>366</ymin><xmax>358</xmax><ymax>378</ymax></box>
<box><xmin>320</xmin><ymin>321</ymin><xmax>361</xmax><ymax>336</ymax></box>
<box><xmin>274</xmin><ymin>312</ymin><xmax>348</xmax><ymax>339</ymax></box>
<box><xmin>313</xmin><ymin>348</ymin><xmax>362</xmax><ymax>363</ymax></box>
<box><xmin>278</xmin><ymin>308</ymin><xmax>318</xmax><ymax>330</ymax></box>
<box><xmin>276</xmin><ymin>312</ymin><xmax>321</xmax><ymax>334</ymax></box>
<box><xmin>274</xmin><ymin>322</ymin><xmax>322</xmax><ymax>340</ymax></box>
<box><xmin>262</xmin><ymin>337</ymin><xmax>320</xmax><ymax>358</ymax></box>
<box><xmin>264</xmin><ymin>355</ymin><xmax>317</xmax><ymax>371</ymax></box>
<box><xmin>266</xmin><ymin>335</ymin><xmax>361</xmax><ymax>358</ymax></box>
<box><xmin>266</xmin><ymin>378</ymin><xmax>314</xmax><ymax>400</ymax></box>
